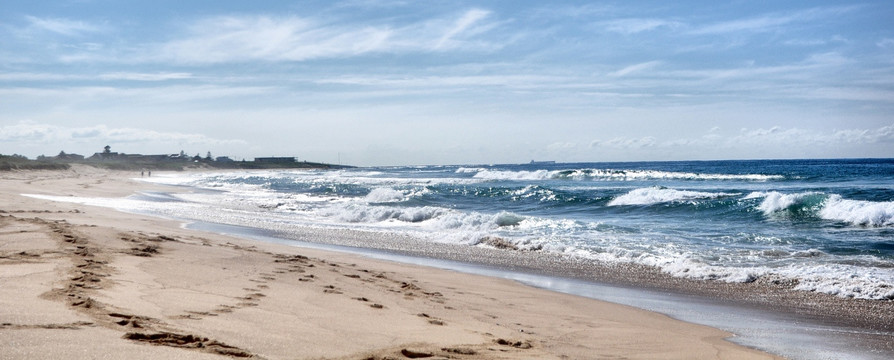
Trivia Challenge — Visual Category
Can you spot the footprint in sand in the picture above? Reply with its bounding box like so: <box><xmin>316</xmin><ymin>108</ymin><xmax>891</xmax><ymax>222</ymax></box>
<box><xmin>322</xmin><ymin>285</ymin><xmax>343</xmax><ymax>294</ymax></box>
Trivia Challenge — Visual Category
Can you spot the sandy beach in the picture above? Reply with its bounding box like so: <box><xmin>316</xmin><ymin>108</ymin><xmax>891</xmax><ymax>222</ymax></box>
<box><xmin>0</xmin><ymin>166</ymin><xmax>795</xmax><ymax>359</ymax></box>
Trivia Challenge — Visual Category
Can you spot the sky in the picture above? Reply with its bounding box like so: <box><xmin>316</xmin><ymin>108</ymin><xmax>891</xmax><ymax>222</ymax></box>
<box><xmin>1</xmin><ymin>0</ymin><xmax>893</xmax><ymax>166</ymax></box>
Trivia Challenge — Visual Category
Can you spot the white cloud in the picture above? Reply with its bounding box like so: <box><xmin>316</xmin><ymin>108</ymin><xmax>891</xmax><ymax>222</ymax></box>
<box><xmin>153</xmin><ymin>10</ymin><xmax>500</xmax><ymax>64</ymax></box>
<box><xmin>724</xmin><ymin>124</ymin><xmax>894</xmax><ymax>148</ymax></box>
<box><xmin>785</xmin><ymin>35</ymin><xmax>850</xmax><ymax>46</ymax></box>
<box><xmin>98</xmin><ymin>72</ymin><xmax>194</xmax><ymax>81</ymax></box>
<box><xmin>334</xmin><ymin>0</ymin><xmax>411</xmax><ymax>9</ymax></box>
<box><xmin>0</xmin><ymin>121</ymin><xmax>55</xmax><ymax>142</ymax></box>
<box><xmin>315</xmin><ymin>74</ymin><xmax>563</xmax><ymax>88</ymax></box>
<box><xmin>591</xmin><ymin>136</ymin><xmax>656</xmax><ymax>149</ymax></box>
<box><xmin>609</xmin><ymin>61</ymin><xmax>662</xmax><ymax>77</ymax></box>
<box><xmin>831</xmin><ymin>125</ymin><xmax>894</xmax><ymax>144</ymax></box>
<box><xmin>877</xmin><ymin>38</ymin><xmax>894</xmax><ymax>49</ymax></box>
<box><xmin>0</xmin><ymin>72</ymin><xmax>80</xmax><ymax>81</ymax></box>
<box><xmin>588</xmin><ymin>124</ymin><xmax>894</xmax><ymax>155</ymax></box>
<box><xmin>152</xmin><ymin>15</ymin><xmax>402</xmax><ymax>63</ymax></box>
<box><xmin>0</xmin><ymin>72</ymin><xmax>193</xmax><ymax>82</ymax></box>
<box><xmin>688</xmin><ymin>7</ymin><xmax>857</xmax><ymax>35</ymax></box>
<box><xmin>528</xmin><ymin>4</ymin><xmax>614</xmax><ymax>19</ymax></box>
<box><xmin>0</xmin><ymin>85</ymin><xmax>274</xmax><ymax>105</ymax></box>
<box><xmin>0</xmin><ymin>121</ymin><xmax>245</xmax><ymax>147</ymax></box>
<box><xmin>435</xmin><ymin>9</ymin><xmax>491</xmax><ymax>49</ymax></box>
<box><xmin>24</xmin><ymin>16</ymin><xmax>106</xmax><ymax>37</ymax></box>
<box><xmin>601</xmin><ymin>18</ymin><xmax>682</xmax><ymax>34</ymax></box>
<box><xmin>783</xmin><ymin>38</ymin><xmax>828</xmax><ymax>46</ymax></box>
<box><xmin>547</xmin><ymin>142</ymin><xmax>577</xmax><ymax>151</ymax></box>
<box><xmin>690</xmin><ymin>14</ymin><xmax>796</xmax><ymax>35</ymax></box>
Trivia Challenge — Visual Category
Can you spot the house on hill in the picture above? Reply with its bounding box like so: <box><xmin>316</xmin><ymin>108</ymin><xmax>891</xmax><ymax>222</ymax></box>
<box><xmin>89</xmin><ymin>145</ymin><xmax>119</xmax><ymax>160</ymax></box>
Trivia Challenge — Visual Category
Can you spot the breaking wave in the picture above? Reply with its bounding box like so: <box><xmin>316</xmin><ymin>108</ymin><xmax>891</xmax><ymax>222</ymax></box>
<box><xmin>819</xmin><ymin>195</ymin><xmax>894</xmax><ymax>227</ymax></box>
<box><xmin>608</xmin><ymin>187</ymin><xmax>739</xmax><ymax>206</ymax></box>
<box><xmin>363</xmin><ymin>187</ymin><xmax>428</xmax><ymax>203</ymax></box>
<box><xmin>746</xmin><ymin>191</ymin><xmax>827</xmax><ymax>215</ymax></box>
<box><xmin>460</xmin><ymin>168</ymin><xmax>783</xmax><ymax>182</ymax></box>
<box><xmin>747</xmin><ymin>191</ymin><xmax>894</xmax><ymax>227</ymax></box>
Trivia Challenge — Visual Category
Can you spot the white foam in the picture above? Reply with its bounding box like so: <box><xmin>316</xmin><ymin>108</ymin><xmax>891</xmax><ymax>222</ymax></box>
<box><xmin>580</xmin><ymin>169</ymin><xmax>783</xmax><ymax>181</ymax></box>
<box><xmin>601</xmin><ymin>248</ymin><xmax>894</xmax><ymax>300</ymax></box>
<box><xmin>746</xmin><ymin>192</ymin><xmax>894</xmax><ymax>226</ymax></box>
<box><xmin>461</xmin><ymin>168</ymin><xmax>783</xmax><ymax>182</ymax></box>
<box><xmin>511</xmin><ymin>185</ymin><xmax>558</xmax><ymax>202</ymax></box>
<box><xmin>782</xmin><ymin>263</ymin><xmax>894</xmax><ymax>300</ymax></box>
<box><xmin>745</xmin><ymin>191</ymin><xmax>825</xmax><ymax>215</ymax></box>
<box><xmin>608</xmin><ymin>187</ymin><xmax>738</xmax><ymax>206</ymax></box>
<box><xmin>819</xmin><ymin>195</ymin><xmax>894</xmax><ymax>227</ymax></box>
<box><xmin>648</xmin><ymin>257</ymin><xmax>768</xmax><ymax>283</ymax></box>
<box><xmin>363</xmin><ymin>187</ymin><xmax>425</xmax><ymax>203</ymax></box>
<box><xmin>472</xmin><ymin>169</ymin><xmax>553</xmax><ymax>181</ymax></box>
<box><xmin>26</xmin><ymin>189</ymin><xmax>894</xmax><ymax>300</ymax></box>
<box><xmin>455</xmin><ymin>167</ymin><xmax>486</xmax><ymax>173</ymax></box>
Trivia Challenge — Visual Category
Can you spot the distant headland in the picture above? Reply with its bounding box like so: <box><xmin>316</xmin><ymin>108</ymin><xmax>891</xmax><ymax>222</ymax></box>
<box><xmin>0</xmin><ymin>145</ymin><xmax>352</xmax><ymax>171</ymax></box>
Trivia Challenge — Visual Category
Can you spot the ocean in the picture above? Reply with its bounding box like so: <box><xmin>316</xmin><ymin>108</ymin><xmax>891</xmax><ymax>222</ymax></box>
<box><xmin>34</xmin><ymin>158</ymin><xmax>894</xmax><ymax>300</ymax></box>
<box><xmin>111</xmin><ymin>158</ymin><xmax>893</xmax><ymax>301</ymax></box>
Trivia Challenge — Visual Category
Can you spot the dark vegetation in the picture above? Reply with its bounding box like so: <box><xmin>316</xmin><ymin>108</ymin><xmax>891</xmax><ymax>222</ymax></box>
<box><xmin>0</xmin><ymin>154</ymin><xmax>71</xmax><ymax>171</ymax></box>
<box><xmin>1</xmin><ymin>147</ymin><xmax>350</xmax><ymax>171</ymax></box>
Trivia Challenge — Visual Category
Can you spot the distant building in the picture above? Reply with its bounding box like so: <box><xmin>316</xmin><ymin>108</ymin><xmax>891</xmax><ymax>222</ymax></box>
<box><xmin>86</xmin><ymin>145</ymin><xmax>192</xmax><ymax>162</ymax></box>
<box><xmin>89</xmin><ymin>152</ymin><xmax>120</xmax><ymax>161</ymax></box>
<box><xmin>48</xmin><ymin>151</ymin><xmax>85</xmax><ymax>161</ymax></box>
<box><xmin>215</xmin><ymin>156</ymin><xmax>234</xmax><ymax>162</ymax></box>
<box><xmin>254</xmin><ymin>157</ymin><xmax>296</xmax><ymax>163</ymax></box>
<box><xmin>169</xmin><ymin>152</ymin><xmax>191</xmax><ymax>161</ymax></box>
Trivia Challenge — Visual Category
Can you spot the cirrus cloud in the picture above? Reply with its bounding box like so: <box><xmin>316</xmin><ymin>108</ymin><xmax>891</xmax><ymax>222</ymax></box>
<box><xmin>151</xmin><ymin>9</ymin><xmax>500</xmax><ymax>64</ymax></box>
<box><xmin>23</xmin><ymin>15</ymin><xmax>107</xmax><ymax>37</ymax></box>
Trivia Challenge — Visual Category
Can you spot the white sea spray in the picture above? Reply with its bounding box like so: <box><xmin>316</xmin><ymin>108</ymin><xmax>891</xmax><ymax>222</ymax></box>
<box><xmin>608</xmin><ymin>187</ymin><xmax>738</xmax><ymax>206</ymax></box>
<box><xmin>463</xmin><ymin>168</ymin><xmax>783</xmax><ymax>181</ymax></box>
<box><xmin>746</xmin><ymin>191</ymin><xmax>894</xmax><ymax>227</ymax></box>
<box><xmin>819</xmin><ymin>195</ymin><xmax>894</xmax><ymax>227</ymax></box>
<box><xmin>745</xmin><ymin>191</ymin><xmax>825</xmax><ymax>215</ymax></box>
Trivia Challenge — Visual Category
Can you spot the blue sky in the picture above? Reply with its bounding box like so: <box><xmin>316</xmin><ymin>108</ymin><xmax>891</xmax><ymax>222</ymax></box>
<box><xmin>2</xmin><ymin>0</ymin><xmax>892</xmax><ymax>166</ymax></box>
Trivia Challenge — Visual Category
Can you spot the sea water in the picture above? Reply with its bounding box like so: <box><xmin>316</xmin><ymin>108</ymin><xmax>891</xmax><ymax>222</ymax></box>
<box><xmin>34</xmin><ymin>159</ymin><xmax>894</xmax><ymax>300</ymax></box>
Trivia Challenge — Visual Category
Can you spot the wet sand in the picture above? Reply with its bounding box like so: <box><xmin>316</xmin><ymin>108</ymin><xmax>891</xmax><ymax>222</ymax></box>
<box><xmin>0</xmin><ymin>165</ymin><xmax>861</xmax><ymax>359</ymax></box>
<box><xmin>190</xmin><ymin>221</ymin><xmax>894</xmax><ymax>359</ymax></box>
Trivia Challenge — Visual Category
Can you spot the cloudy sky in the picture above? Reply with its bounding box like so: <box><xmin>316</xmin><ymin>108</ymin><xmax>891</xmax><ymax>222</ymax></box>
<box><xmin>2</xmin><ymin>0</ymin><xmax>893</xmax><ymax>166</ymax></box>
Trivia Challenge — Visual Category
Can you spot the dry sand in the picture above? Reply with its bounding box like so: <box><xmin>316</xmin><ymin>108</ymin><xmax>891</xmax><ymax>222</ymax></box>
<box><xmin>0</xmin><ymin>165</ymin><xmax>781</xmax><ymax>359</ymax></box>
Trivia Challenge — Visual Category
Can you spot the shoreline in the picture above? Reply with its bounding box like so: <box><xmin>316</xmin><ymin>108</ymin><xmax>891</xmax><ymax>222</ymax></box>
<box><xmin>187</xmin><ymin>220</ymin><xmax>894</xmax><ymax>359</ymax></box>
<box><xmin>193</xmin><ymin>219</ymin><xmax>894</xmax><ymax>332</ymax></box>
<box><xmin>0</xmin><ymin>166</ymin><xmax>887</xmax><ymax>359</ymax></box>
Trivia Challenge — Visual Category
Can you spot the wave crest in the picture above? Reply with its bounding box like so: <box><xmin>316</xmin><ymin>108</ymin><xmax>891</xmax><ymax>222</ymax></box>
<box><xmin>747</xmin><ymin>191</ymin><xmax>894</xmax><ymax>227</ymax></box>
<box><xmin>363</xmin><ymin>187</ymin><xmax>427</xmax><ymax>203</ymax></box>
<box><xmin>460</xmin><ymin>168</ymin><xmax>783</xmax><ymax>182</ymax></box>
<box><xmin>820</xmin><ymin>195</ymin><xmax>894</xmax><ymax>227</ymax></box>
<box><xmin>608</xmin><ymin>187</ymin><xmax>738</xmax><ymax>206</ymax></box>
<box><xmin>745</xmin><ymin>191</ymin><xmax>826</xmax><ymax>216</ymax></box>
